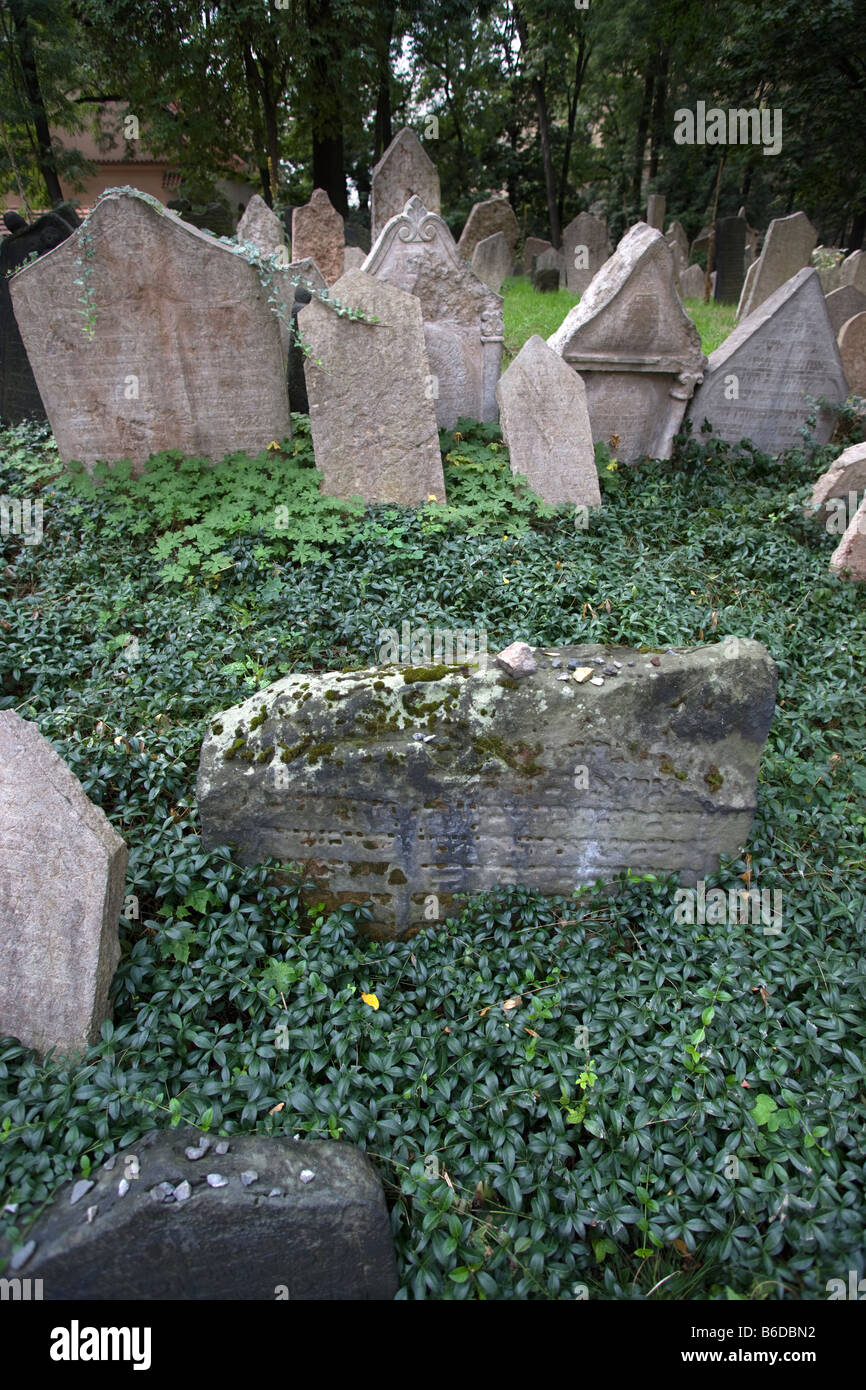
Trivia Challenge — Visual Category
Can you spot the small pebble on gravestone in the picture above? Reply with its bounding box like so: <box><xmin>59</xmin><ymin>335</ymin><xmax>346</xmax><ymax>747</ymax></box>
<box><xmin>590</xmin><ymin>677</ymin><xmax>604</xmax><ymax>686</ymax></box>
<box><xmin>299</xmin><ymin>1170</ymin><xmax>316</xmax><ymax>1183</ymax></box>
<box><xmin>85</xmin><ymin>1206</ymin><xmax>98</xmax><ymax>1224</ymax></box>
<box><xmin>11</xmin><ymin>1241</ymin><xmax>35</xmax><ymax>1270</ymax></box>
<box><xmin>117</xmin><ymin>1179</ymin><xmax>129</xmax><ymax>1197</ymax></box>
<box><xmin>103</xmin><ymin>1157</ymin><xmax>115</xmax><ymax>1171</ymax></box>
<box><xmin>572</xmin><ymin>668</ymin><xmax>594</xmax><ymax>683</ymax></box>
<box><xmin>241</xmin><ymin>1171</ymin><xmax>259</xmax><ymax>1187</ymax></box>
<box><xmin>627</xmin><ymin>661</ymin><xmax>635</xmax><ymax>666</ymax></box>
<box><xmin>603</xmin><ymin>665</ymin><xmax>618</xmax><ymax>676</ymax></box>
<box><xmin>69</xmin><ymin>1179</ymin><xmax>94</xmax><ymax>1206</ymax></box>
<box><xmin>551</xmin><ymin>659</ymin><xmax>562</xmax><ymax>669</ymax></box>
<box><xmin>494</xmin><ymin>641</ymin><xmax>538</xmax><ymax>678</ymax></box>
<box><xmin>567</xmin><ymin>659</ymin><xmax>578</xmax><ymax>671</ymax></box>
<box><xmin>268</xmin><ymin>1188</ymin><xmax>282</xmax><ymax>1197</ymax></box>
<box><xmin>207</xmin><ymin>1173</ymin><xmax>228</xmax><ymax>1188</ymax></box>
<box><xmin>215</xmin><ymin>1141</ymin><xmax>229</xmax><ymax>1155</ymax></box>
<box><xmin>613</xmin><ymin>661</ymin><xmax>622</xmax><ymax>669</ymax></box>
<box><xmin>593</xmin><ymin>657</ymin><xmax>604</xmax><ymax>665</ymax></box>
<box><xmin>651</xmin><ymin>657</ymin><xmax>661</xmax><ymax>666</ymax></box>
<box><xmin>174</xmin><ymin>1181</ymin><xmax>192</xmax><ymax>1202</ymax></box>
<box><xmin>558</xmin><ymin>674</ymin><xmax>570</xmax><ymax>681</ymax></box>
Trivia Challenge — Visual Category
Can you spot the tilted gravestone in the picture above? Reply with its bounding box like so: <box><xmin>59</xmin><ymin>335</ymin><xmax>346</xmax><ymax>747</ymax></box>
<box><xmin>680</xmin><ymin>264</ymin><xmax>707</xmax><ymax>300</ymax></box>
<box><xmin>9</xmin><ymin>192</ymin><xmax>291</xmax><ymax>470</ymax></box>
<box><xmin>0</xmin><ymin>710</ymin><xmax>127</xmax><ymax>1058</ymax></box>
<box><xmin>840</xmin><ymin>250</ymin><xmax>866</xmax><ymax>295</ymax></box>
<box><xmin>547</xmin><ymin>222</ymin><xmax>706</xmax><ymax>462</ymax></box>
<box><xmin>236</xmin><ymin>193</ymin><xmax>287</xmax><ymax>259</ymax></box>
<box><xmin>197</xmin><ymin>639</ymin><xmax>777</xmax><ymax>937</ymax></box>
<box><xmin>363</xmin><ymin>196</ymin><xmax>504</xmax><ymax>428</ymax></box>
<box><xmin>523</xmin><ymin>236</ymin><xmax>553</xmax><ymax>272</ymax></box>
<box><xmin>838</xmin><ymin>311</ymin><xmax>866</xmax><ymax>395</ymax></box>
<box><xmin>687</xmin><ymin>268</ymin><xmax>848</xmax><ymax>454</ymax></box>
<box><xmin>299</xmin><ymin>267</ymin><xmax>445</xmax><ymax>504</ymax></box>
<box><xmin>370</xmin><ymin>126</ymin><xmax>440</xmax><ymax>245</ymax></box>
<box><xmin>291</xmin><ymin>188</ymin><xmax>344</xmax><ymax>286</ymax></box>
<box><xmin>563</xmin><ymin>212</ymin><xmax>609</xmax><ymax>296</ymax></box>
<box><xmin>713</xmin><ymin>216</ymin><xmax>747</xmax><ymax>304</ymax></box>
<box><xmin>456</xmin><ymin>196</ymin><xmax>520</xmax><ymax>263</ymax></box>
<box><xmin>0</xmin><ymin>1128</ymin><xmax>398</xmax><ymax>1300</ymax></box>
<box><xmin>646</xmin><ymin>193</ymin><xmax>666</xmax><ymax>230</ymax></box>
<box><xmin>471</xmin><ymin>230</ymin><xmax>512</xmax><ymax>293</ymax></box>
<box><xmin>824</xmin><ymin>284</ymin><xmax>866</xmax><ymax>339</ymax></box>
<box><xmin>0</xmin><ymin>209</ymin><xmax>79</xmax><ymax>424</ymax></box>
<box><xmin>737</xmin><ymin>211</ymin><xmax>817</xmax><ymax>321</ymax></box>
<box><xmin>496</xmin><ymin>334</ymin><xmax>601</xmax><ymax>507</ymax></box>
<box><xmin>806</xmin><ymin>441</ymin><xmax>866</xmax><ymax>525</ymax></box>
<box><xmin>830</xmin><ymin>492</ymin><xmax>866</xmax><ymax>580</ymax></box>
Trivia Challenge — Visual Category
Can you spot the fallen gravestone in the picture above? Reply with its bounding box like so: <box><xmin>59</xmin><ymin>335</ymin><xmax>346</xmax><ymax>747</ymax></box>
<box><xmin>292</xmin><ymin>188</ymin><xmax>344</xmax><ymax>286</ymax></box>
<box><xmin>840</xmin><ymin>250</ymin><xmax>866</xmax><ymax>295</ymax></box>
<box><xmin>370</xmin><ymin>127</ymin><xmax>440</xmax><ymax>244</ymax></box>
<box><xmin>363</xmin><ymin>196</ymin><xmax>504</xmax><ymax>428</ymax></box>
<box><xmin>563</xmin><ymin>213</ymin><xmax>609</xmax><ymax>296</ymax></box>
<box><xmin>713</xmin><ymin>216</ymin><xmax>747</xmax><ymax>304</ymax></box>
<box><xmin>830</xmin><ymin>493</ymin><xmax>866</xmax><ymax>580</ymax></box>
<box><xmin>687</xmin><ymin>268</ymin><xmax>847</xmax><ymax>454</ymax></box>
<box><xmin>236</xmin><ymin>193</ymin><xmax>287</xmax><ymax>259</ymax></box>
<box><xmin>456</xmin><ymin>196</ymin><xmax>520</xmax><ymax>263</ymax></box>
<box><xmin>806</xmin><ymin>440</ymin><xmax>866</xmax><ymax>524</ymax></box>
<box><xmin>197</xmin><ymin>639</ymin><xmax>777</xmax><ymax>936</ymax></box>
<box><xmin>496</xmin><ymin>335</ymin><xmax>600</xmax><ymax>506</ymax></box>
<box><xmin>532</xmin><ymin>246</ymin><xmax>565</xmax><ymax>289</ymax></box>
<box><xmin>680</xmin><ymin>264</ymin><xmax>707</xmax><ymax>299</ymax></box>
<box><xmin>547</xmin><ymin>222</ymin><xmax>706</xmax><ymax>461</ymax></box>
<box><xmin>471</xmin><ymin>230</ymin><xmax>512</xmax><ymax>293</ymax></box>
<box><xmin>523</xmin><ymin>236</ymin><xmax>553</xmax><ymax>272</ymax></box>
<box><xmin>0</xmin><ymin>209</ymin><xmax>80</xmax><ymax>423</ymax></box>
<box><xmin>9</xmin><ymin>192</ymin><xmax>291</xmax><ymax>469</ymax></box>
<box><xmin>0</xmin><ymin>1128</ymin><xmax>398</xmax><ymax>1300</ymax></box>
<box><xmin>646</xmin><ymin>193</ymin><xmax>666</xmax><ymax>230</ymax></box>
<box><xmin>737</xmin><ymin>211</ymin><xmax>817</xmax><ymax>321</ymax></box>
<box><xmin>299</xmin><ymin>267</ymin><xmax>444</xmax><ymax>503</ymax></box>
<box><xmin>825</xmin><ymin>284</ymin><xmax>866</xmax><ymax>338</ymax></box>
<box><xmin>839</xmin><ymin>312</ymin><xmax>866</xmax><ymax>395</ymax></box>
<box><xmin>0</xmin><ymin>710</ymin><xmax>127</xmax><ymax>1058</ymax></box>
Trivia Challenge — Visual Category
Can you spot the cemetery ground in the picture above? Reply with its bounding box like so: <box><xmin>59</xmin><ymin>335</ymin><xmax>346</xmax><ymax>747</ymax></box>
<box><xmin>0</xmin><ymin>288</ymin><xmax>864</xmax><ymax>1301</ymax></box>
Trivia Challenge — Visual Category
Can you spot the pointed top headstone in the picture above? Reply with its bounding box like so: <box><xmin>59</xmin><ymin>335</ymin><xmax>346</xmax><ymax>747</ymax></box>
<box><xmin>370</xmin><ymin>127</ymin><xmax>440</xmax><ymax>244</ymax></box>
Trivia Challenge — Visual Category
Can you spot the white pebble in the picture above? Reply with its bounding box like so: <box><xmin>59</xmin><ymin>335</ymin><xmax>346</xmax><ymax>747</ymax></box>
<box><xmin>117</xmin><ymin>1178</ymin><xmax>130</xmax><ymax>1197</ymax></box>
<box><xmin>69</xmin><ymin>1179</ymin><xmax>94</xmax><ymax>1206</ymax></box>
<box><xmin>240</xmin><ymin>1170</ymin><xmax>259</xmax><ymax>1187</ymax></box>
<box><xmin>215</xmin><ymin>1141</ymin><xmax>229</xmax><ymax>1155</ymax></box>
<box><xmin>85</xmin><ymin>1205</ymin><xmax>98</xmax><ymax>1224</ymax></box>
<box><xmin>207</xmin><ymin>1173</ymin><xmax>228</xmax><ymax>1188</ymax></box>
<box><xmin>10</xmin><ymin>1240</ymin><xmax>35</xmax><ymax>1270</ymax></box>
<box><xmin>174</xmin><ymin>1180</ymin><xmax>192</xmax><ymax>1202</ymax></box>
<box><xmin>299</xmin><ymin>1170</ymin><xmax>316</xmax><ymax>1184</ymax></box>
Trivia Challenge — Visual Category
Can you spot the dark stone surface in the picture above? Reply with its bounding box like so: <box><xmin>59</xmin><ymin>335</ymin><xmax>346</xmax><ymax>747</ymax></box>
<box><xmin>0</xmin><ymin>1127</ymin><xmax>399</xmax><ymax>1301</ymax></box>
<box><xmin>532</xmin><ymin>267</ymin><xmax>561</xmax><ymax>293</ymax></box>
<box><xmin>0</xmin><ymin>211</ymin><xmax>78</xmax><ymax>423</ymax></box>
<box><xmin>288</xmin><ymin>286</ymin><xmax>313</xmax><ymax>413</ymax></box>
<box><xmin>3</xmin><ymin>211</ymin><xmax>27</xmax><ymax>233</ymax></box>
<box><xmin>344</xmin><ymin>221</ymin><xmax>371</xmax><ymax>253</ymax></box>
<box><xmin>182</xmin><ymin>201</ymin><xmax>234</xmax><ymax>238</ymax></box>
<box><xmin>713</xmin><ymin>216</ymin><xmax>747</xmax><ymax>304</ymax></box>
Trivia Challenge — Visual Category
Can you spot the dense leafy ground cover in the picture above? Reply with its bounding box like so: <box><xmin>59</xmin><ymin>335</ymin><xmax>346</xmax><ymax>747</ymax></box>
<box><xmin>0</xmin><ymin>298</ymin><xmax>864</xmax><ymax>1299</ymax></box>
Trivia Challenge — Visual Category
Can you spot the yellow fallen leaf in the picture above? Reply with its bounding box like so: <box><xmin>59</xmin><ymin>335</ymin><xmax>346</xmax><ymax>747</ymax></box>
<box><xmin>269</xmin><ymin>1102</ymin><xmax>285</xmax><ymax>1114</ymax></box>
<box><xmin>524</xmin><ymin>1028</ymin><xmax>539</xmax><ymax>1038</ymax></box>
<box><xmin>266</xmin><ymin>441</ymin><xmax>282</xmax><ymax>451</ymax></box>
<box><xmin>361</xmin><ymin>992</ymin><xmax>380</xmax><ymax>1010</ymax></box>
<box><xmin>427</xmin><ymin>494</ymin><xmax>438</xmax><ymax>502</ymax></box>
<box><xmin>479</xmin><ymin>1006</ymin><xmax>490</xmax><ymax>1017</ymax></box>
<box><xmin>502</xmin><ymin>996</ymin><xmax>522</xmax><ymax>1013</ymax></box>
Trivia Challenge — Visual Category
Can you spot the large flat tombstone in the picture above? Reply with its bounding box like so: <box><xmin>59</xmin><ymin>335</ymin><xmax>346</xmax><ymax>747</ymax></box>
<box><xmin>298</xmin><ymin>268</ymin><xmax>444</xmax><ymax>503</ymax></box>
<box><xmin>737</xmin><ymin>211</ymin><xmax>817</xmax><ymax>321</ymax></box>
<box><xmin>363</xmin><ymin>196</ymin><xmax>504</xmax><ymax>428</ymax></box>
<box><xmin>563</xmin><ymin>213</ymin><xmax>609</xmax><ymax>296</ymax></box>
<box><xmin>687</xmin><ymin>268</ymin><xmax>848</xmax><ymax>454</ymax></box>
<box><xmin>496</xmin><ymin>335</ymin><xmax>600</xmax><ymax>506</ymax></box>
<box><xmin>0</xmin><ymin>210</ymin><xmax>79</xmax><ymax>424</ymax></box>
<box><xmin>825</xmin><ymin>284</ymin><xmax>866</xmax><ymax>338</ymax></box>
<box><xmin>9</xmin><ymin>192</ymin><xmax>291</xmax><ymax>470</ymax></box>
<box><xmin>0</xmin><ymin>711</ymin><xmax>127</xmax><ymax>1058</ymax></box>
<box><xmin>456</xmin><ymin>196</ymin><xmax>520</xmax><ymax>262</ymax></box>
<box><xmin>0</xmin><ymin>1129</ymin><xmax>398</xmax><ymax>1300</ymax></box>
<box><xmin>291</xmin><ymin>188</ymin><xmax>344</xmax><ymax>286</ymax></box>
<box><xmin>236</xmin><ymin>193</ymin><xmax>287</xmax><ymax>259</ymax></box>
<box><xmin>838</xmin><ymin>311</ymin><xmax>866</xmax><ymax>395</ymax></box>
<box><xmin>370</xmin><ymin>127</ymin><xmax>440</xmax><ymax>244</ymax></box>
<box><xmin>713</xmin><ymin>216</ymin><xmax>747</xmax><ymax>304</ymax></box>
<box><xmin>471</xmin><ymin>230</ymin><xmax>512</xmax><ymax>292</ymax></box>
<box><xmin>547</xmin><ymin>222</ymin><xmax>706</xmax><ymax>462</ymax></box>
<box><xmin>196</xmin><ymin>639</ymin><xmax>777</xmax><ymax>936</ymax></box>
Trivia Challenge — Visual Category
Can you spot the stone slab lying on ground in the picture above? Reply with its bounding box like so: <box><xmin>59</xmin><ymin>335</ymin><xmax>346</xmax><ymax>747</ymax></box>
<box><xmin>197</xmin><ymin>638</ymin><xmax>777</xmax><ymax>936</ymax></box>
<box><xmin>0</xmin><ymin>710</ymin><xmax>127</xmax><ymax>1058</ymax></box>
<box><xmin>687</xmin><ymin>268</ymin><xmax>848</xmax><ymax>454</ymax></box>
<box><xmin>9</xmin><ymin>191</ymin><xmax>291</xmax><ymax>470</ymax></box>
<box><xmin>806</xmin><ymin>441</ymin><xmax>866</xmax><ymax>524</ymax></box>
<box><xmin>0</xmin><ymin>1128</ymin><xmax>398</xmax><ymax>1300</ymax></box>
<box><xmin>496</xmin><ymin>334</ymin><xmax>601</xmax><ymax>506</ymax></box>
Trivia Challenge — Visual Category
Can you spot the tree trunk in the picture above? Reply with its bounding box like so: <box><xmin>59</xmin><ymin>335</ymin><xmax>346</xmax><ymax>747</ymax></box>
<box><xmin>514</xmin><ymin>5</ymin><xmax>559</xmax><ymax>246</ymax></box>
<box><xmin>631</xmin><ymin>62</ymin><xmax>655</xmax><ymax>213</ymax></box>
<box><xmin>8</xmin><ymin>0</ymin><xmax>63</xmax><ymax>204</ymax></box>
<box><xmin>373</xmin><ymin>0</ymin><xmax>396</xmax><ymax>160</ymax></box>
<box><xmin>306</xmin><ymin>0</ymin><xmax>347</xmax><ymax>214</ymax></box>
<box><xmin>648</xmin><ymin>46</ymin><xmax>668</xmax><ymax>180</ymax></box>
<box><xmin>850</xmin><ymin>210</ymin><xmax>866</xmax><ymax>252</ymax></box>
<box><xmin>557</xmin><ymin>35</ymin><xmax>590</xmax><ymax>230</ymax></box>
<box><xmin>242</xmin><ymin>43</ymin><xmax>271</xmax><ymax>204</ymax></box>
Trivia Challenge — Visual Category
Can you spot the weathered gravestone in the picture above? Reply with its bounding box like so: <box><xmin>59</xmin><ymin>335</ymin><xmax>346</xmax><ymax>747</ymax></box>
<box><xmin>666</xmin><ymin>221</ymin><xmax>689</xmax><ymax>263</ymax></box>
<box><xmin>299</xmin><ymin>268</ymin><xmax>444</xmax><ymax>504</ymax></box>
<box><xmin>563</xmin><ymin>212</ymin><xmax>609</xmax><ymax>296</ymax></box>
<box><xmin>838</xmin><ymin>311</ymin><xmax>866</xmax><ymax>395</ymax></box>
<box><xmin>0</xmin><ymin>1129</ymin><xmax>398</xmax><ymax>1300</ymax></box>
<box><xmin>9</xmin><ymin>192</ymin><xmax>291</xmax><ymax>470</ymax></box>
<box><xmin>680</xmin><ymin>264</ymin><xmax>707</xmax><ymax>300</ymax></box>
<box><xmin>292</xmin><ymin>188</ymin><xmax>344</xmax><ymax>286</ymax></box>
<box><xmin>0</xmin><ymin>710</ymin><xmax>127</xmax><ymax>1058</ymax></box>
<box><xmin>343</xmin><ymin>246</ymin><xmax>366</xmax><ymax>271</ymax></box>
<box><xmin>806</xmin><ymin>440</ymin><xmax>866</xmax><ymax>525</ymax></box>
<box><xmin>825</xmin><ymin>284</ymin><xmax>866</xmax><ymax>338</ymax></box>
<box><xmin>737</xmin><ymin>211</ymin><xmax>817</xmax><ymax>321</ymax></box>
<box><xmin>471</xmin><ymin>230</ymin><xmax>512</xmax><ymax>293</ymax></box>
<box><xmin>532</xmin><ymin>246</ymin><xmax>565</xmax><ymax>290</ymax></box>
<box><xmin>547</xmin><ymin>222</ymin><xmax>706</xmax><ymax>462</ymax></box>
<box><xmin>713</xmin><ymin>216</ymin><xmax>747</xmax><ymax>304</ymax></box>
<box><xmin>830</xmin><ymin>493</ymin><xmax>866</xmax><ymax>580</ymax></box>
<box><xmin>646</xmin><ymin>193</ymin><xmax>666</xmax><ymax>230</ymax></box>
<box><xmin>197</xmin><ymin>639</ymin><xmax>777</xmax><ymax>936</ymax></box>
<box><xmin>496</xmin><ymin>334</ymin><xmax>600</xmax><ymax>507</ymax></box>
<box><xmin>687</xmin><ymin>268</ymin><xmax>847</xmax><ymax>454</ymax></box>
<box><xmin>840</xmin><ymin>250</ymin><xmax>866</xmax><ymax>295</ymax></box>
<box><xmin>456</xmin><ymin>196</ymin><xmax>520</xmax><ymax>263</ymax></box>
<box><xmin>236</xmin><ymin>193</ymin><xmax>287</xmax><ymax>259</ymax></box>
<box><xmin>370</xmin><ymin>127</ymin><xmax>440</xmax><ymax>245</ymax></box>
<box><xmin>363</xmin><ymin>196</ymin><xmax>504</xmax><ymax>428</ymax></box>
<box><xmin>0</xmin><ymin>209</ymin><xmax>80</xmax><ymax>424</ymax></box>
<box><xmin>523</xmin><ymin>236</ymin><xmax>553</xmax><ymax>272</ymax></box>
